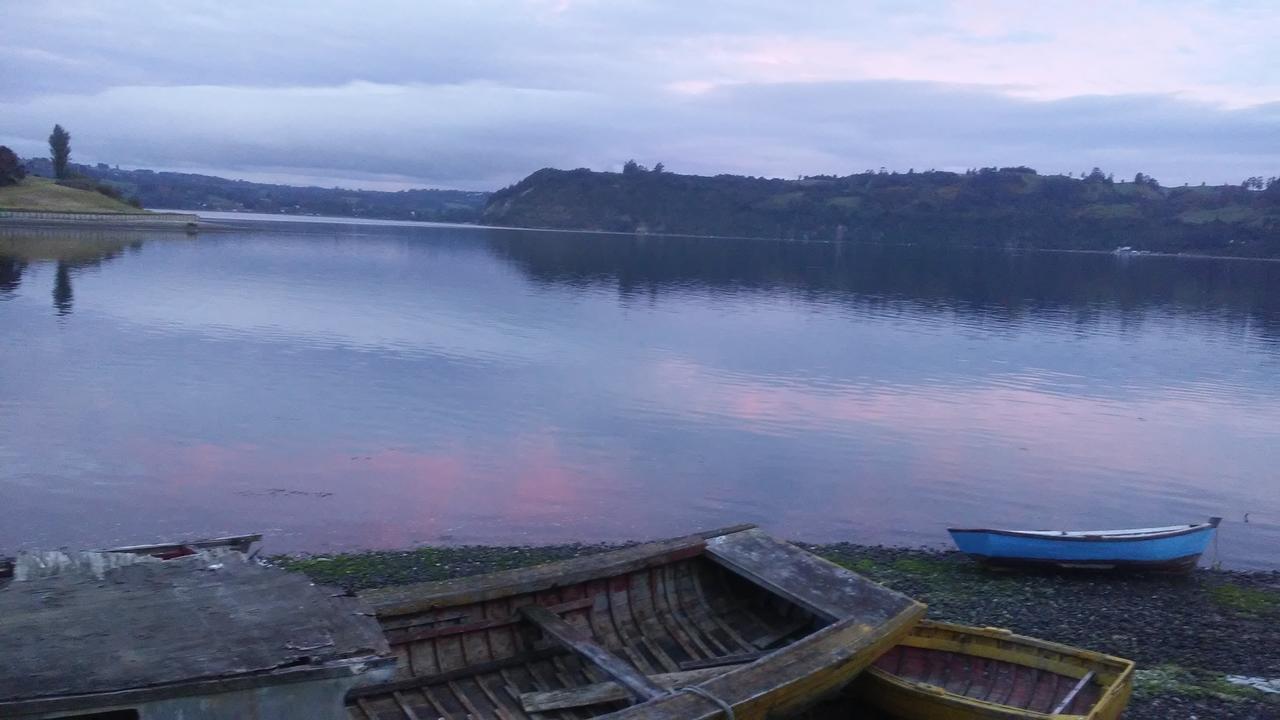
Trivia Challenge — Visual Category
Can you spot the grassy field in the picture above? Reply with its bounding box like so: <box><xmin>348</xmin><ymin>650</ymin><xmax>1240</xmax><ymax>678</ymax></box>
<box><xmin>0</xmin><ymin>177</ymin><xmax>142</xmax><ymax>213</ymax></box>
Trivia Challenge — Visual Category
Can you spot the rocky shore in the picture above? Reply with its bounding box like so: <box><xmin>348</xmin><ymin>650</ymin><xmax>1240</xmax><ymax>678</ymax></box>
<box><xmin>277</xmin><ymin>541</ymin><xmax>1280</xmax><ymax>719</ymax></box>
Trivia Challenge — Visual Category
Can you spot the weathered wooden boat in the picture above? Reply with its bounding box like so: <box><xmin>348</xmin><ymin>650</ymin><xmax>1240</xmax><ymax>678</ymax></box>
<box><xmin>347</xmin><ymin>525</ymin><xmax>926</xmax><ymax>719</ymax></box>
<box><xmin>947</xmin><ymin>518</ymin><xmax>1221</xmax><ymax>571</ymax></box>
<box><xmin>0</xmin><ymin>533</ymin><xmax>262</xmax><ymax>579</ymax></box>
<box><xmin>855</xmin><ymin>621</ymin><xmax>1135</xmax><ymax>720</ymax></box>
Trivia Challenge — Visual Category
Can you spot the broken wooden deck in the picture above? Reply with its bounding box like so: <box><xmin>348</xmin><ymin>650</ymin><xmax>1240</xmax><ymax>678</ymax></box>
<box><xmin>0</xmin><ymin>547</ymin><xmax>392</xmax><ymax>718</ymax></box>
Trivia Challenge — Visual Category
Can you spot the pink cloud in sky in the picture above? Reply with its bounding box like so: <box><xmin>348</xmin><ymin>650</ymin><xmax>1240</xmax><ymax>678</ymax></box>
<box><xmin>667</xmin><ymin>2</ymin><xmax>1279</xmax><ymax>107</ymax></box>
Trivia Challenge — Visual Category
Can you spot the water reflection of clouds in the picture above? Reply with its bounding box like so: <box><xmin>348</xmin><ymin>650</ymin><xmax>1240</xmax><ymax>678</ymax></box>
<box><xmin>5</xmin><ymin>226</ymin><xmax>1280</xmax><ymax>567</ymax></box>
<box><xmin>737</xmin><ymin>352</ymin><xmax>1270</xmax><ymax>427</ymax></box>
<box><xmin>80</xmin><ymin>428</ymin><xmax>622</xmax><ymax>552</ymax></box>
<box><xmin>68</xmin><ymin>235</ymin><xmax>579</xmax><ymax>363</ymax></box>
<box><xmin>647</xmin><ymin>356</ymin><xmax>1280</xmax><ymax>493</ymax></box>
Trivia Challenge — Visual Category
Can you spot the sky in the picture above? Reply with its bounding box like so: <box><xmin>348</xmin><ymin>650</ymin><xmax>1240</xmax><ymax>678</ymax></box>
<box><xmin>1</xmin><ymin>0</ymin><xmax>1277</xmax><ymax>191</ymax></box>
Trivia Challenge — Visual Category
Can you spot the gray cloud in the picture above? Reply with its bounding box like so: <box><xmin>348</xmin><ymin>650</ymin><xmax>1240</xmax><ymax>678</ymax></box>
<box><xmin>1</xmin><ymin>2</ymin><xmax>1276</xmax><ymax>190</ymax></box>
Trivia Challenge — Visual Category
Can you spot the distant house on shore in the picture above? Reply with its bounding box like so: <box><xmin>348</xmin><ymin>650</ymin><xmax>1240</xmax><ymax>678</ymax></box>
<box><xmin>0</xmin><ymin>546</ymin><xmax>393</xmax><ymax>719</ymax></box>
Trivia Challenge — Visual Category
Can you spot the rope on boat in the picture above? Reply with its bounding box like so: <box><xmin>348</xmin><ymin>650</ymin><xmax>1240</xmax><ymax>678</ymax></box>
<box><xmin>676</xmin><ymin>685</ymin><xmax>736</xmax><ymax>719</ymax></box>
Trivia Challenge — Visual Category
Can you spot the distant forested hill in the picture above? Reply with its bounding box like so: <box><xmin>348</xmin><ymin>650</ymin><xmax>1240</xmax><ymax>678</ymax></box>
<box><xmin>484</xmin><ymin>165</ymin><xmax>1280</xmax><ymax>257</ymax></box>
<box><xmin>22</xmin><ymin>159</ymin><xmax>488</xmax><ymax>222</ymax></box>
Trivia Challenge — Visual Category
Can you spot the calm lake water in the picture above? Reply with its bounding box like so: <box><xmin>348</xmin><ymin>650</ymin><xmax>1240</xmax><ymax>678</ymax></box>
<box><xmin>2</xmin><ymin>218</ymin><xmax>1278</xmax><ymax>568</ymax></box>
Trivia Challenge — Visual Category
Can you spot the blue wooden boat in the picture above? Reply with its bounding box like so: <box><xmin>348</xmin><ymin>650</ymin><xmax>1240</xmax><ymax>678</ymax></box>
<box><xmin>948</xmin><ymin>518</ymin><xmax>1221</xmax><ymax>572</ymax></box>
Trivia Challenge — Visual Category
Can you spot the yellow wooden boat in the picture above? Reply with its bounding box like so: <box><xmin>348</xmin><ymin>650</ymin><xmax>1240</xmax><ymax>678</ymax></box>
<box><xmin>854</xmin><ymin>621</ymin><xmax>1134</xmax><ymax>720</ymax></box>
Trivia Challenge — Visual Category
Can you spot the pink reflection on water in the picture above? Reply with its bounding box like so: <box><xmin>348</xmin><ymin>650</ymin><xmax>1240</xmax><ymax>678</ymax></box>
<box><xmin>89</xmin><ymin>429</ymin><xmax>614</xmax><ymax>552</ymax></box>
<box><xmin>652</xmin><ymin>358</ymin><xmax>1274</xmax><ymax>481</ymax></box>
<box><xmin>507</xmin><ymin>433</ymin><xmax>585</xmax><ymax>511</ymax></box>
<box><xmin>646</xmin><ymin>357</ymin><xmax>1279</xmax><ymax>555</ymax></box>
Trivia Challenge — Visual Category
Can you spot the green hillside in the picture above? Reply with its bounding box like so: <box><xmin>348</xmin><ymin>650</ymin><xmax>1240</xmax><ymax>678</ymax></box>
<box><xmin>24</xmin><ymin>158</ymin><xmax>488</xmax><ymax>221</ymax></box>
<box><xmin>0</xmin><ymin>177</ymin><xmax>144</xmax><ymax>213</ymax></box>
<box><xmin>483</xmin><ymin>166</ymin><xmax>1280</xmax><ymax>257</ymax></box>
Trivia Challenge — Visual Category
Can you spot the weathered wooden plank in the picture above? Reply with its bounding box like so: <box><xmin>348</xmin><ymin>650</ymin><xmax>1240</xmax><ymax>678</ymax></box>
<box><xmin>499</xmin><ymin>670</ymin><xmax>547</xmax><ymax>720</ymax></box>
<box><xmin>665</xmin><ymin>564</ymin><xmax>731</xmax><ymax>656</ymax></box>
<box><xmin>943</xmin><ymin>652</ymin><xmax>969</xmax><ymax>694</ymax></box>
<box><xmin>505</xmin><ymin>665</ymin><xmax>564</xmax><ymax>720</ymax></box>
<box><xmin>1007</xmin><ymin>665</ymin><xmax>1037</xmax><ymax>709</ymax></box>
<box><xmin>1052</xmin><ymin>670</ymin><xmax>1096</xmax><ymax>715</ymax></box>
<box><xmin>446</xmin><ymin>679</ymin><xmax>487</xmax><ymax>717</ymax></box>
<box><xmin>361</xmin><ymin>527</ymin><xmax>753</xmax><ymax>617</ymax></box>
<box><xmin>355</xmin><ymin>697</ymin><xmax>381</xmax><ymax>720</ymax></box>
<box><xmin>1070</xmin><ymin>679</ymin><xmax>1103</xmax><ymax>714</ymax></box>
<box><xmin>541</xmin><ymin>657</ymin><xmax>591</xmax><ymax>720</ymax></box>
<box><xmin>652</xmin><ymin>564</ymin><xmax>717</xmax><ymax>660</ymax></box>
<box><xmin>421</xmin><ymin>685</ymin><xmax>458</xmax><ymax>718</ymax></box>
<box><xmin>636</xmin><ymin>569</ymin><xmax>698</xmax><ymax>665</ymax></box>
<box><xmin>411</xmin><ymin>688</ymin><xmax>448</xmax><ymax>719</ymax></box>
<box><xmin>4</xmin><ymin>659</ymin><xmax>396</xmax><ymax>718</ymax></box>
<box><xmin>520</xmin><ymin>605</ymin><xmax>666</xmax><ymax>702</ymax></box>
<box><xmin>591</xmin><ymin>578</ymin><xmax>657</xmax><ymax>674</ymax></box>
<box><xmin>624</xmin><ymin>571</ymin><xmax>683</xmax><ymax>672</ymax></box>
<box><xmin>687</xmin><ymin>565</ymin><xmax>756</xmax><ymax>651</ymax></box>
<box><xmin>678</xmin><ymin>652</ymin><xmax>762</xmax><ymax>671</ymax></box>
<box><xmin>349</xmin><ymin>647</ymin><xmax>563</xmax><ymax>699</ymax></box>
<box><xmin>746</xmin><ymin>615</ymin><xmax>811</xmax><ymax>650</ymax></box>
<box><xmin>993</xmin><ymin>658</ymin><xmax>1018</xmax><ymax>706</ymax></box>
<box><xmin>968</xmin><ymin>656</ymin><xmax>993</xmax><ymax>700</ymax></box>
<box><xmin>0</xmin><ymin>549</ymin><xmax>393</xmax><ymax>712</ymax></box>
<box><xmin>391</xmin><ymin>690</ymin><xmax>423</xmax><ymax>720</ymax></box>
<box><xmin>705</xmin><ymin>527</ymin><xmax>909</xmax><ymax>622</ymax></box>
<box><xmin>474</xmin><ymin>673</ymin><xmax>520</xmax><ymax>720</ymax></box>
<box><xmin>370</xmin><ymin>535</ymin><xmax>701</xmax><ymax>615</ymax></box>
<box><xmin>900</xmin><ymin>645</ymin><xmax>928</xmax><ymax>683</ymax></box>
<box><xmin>604</xmin><ymin>597</ymin><xmax>925</xmax><ymax>720</ymax></box>
<box><xmin>1030</xmin><ymin>667</ymin><xmax>1061</xmax><ymax>713</ymax></box>
<box><xmin>613</xmin><ymin>573</ymin><xmax>680</xmax><ymax>673</ymax></box>
<box><xmin>434</xmin><ymin>634</ymin><xmax>467</xmax><ymax>673</ymax></box>
<box><xmin>104</xmin><ymin>533</ymin><xmax>262</xmax><ymax>556</ymax></box>
<box><xmin>520</xmin><ymin>666</ymin><xmax>740</xmax><ymax>712</ymax></box>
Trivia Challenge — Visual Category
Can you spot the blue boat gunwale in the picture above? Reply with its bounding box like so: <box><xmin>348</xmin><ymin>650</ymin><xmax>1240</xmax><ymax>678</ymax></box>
<box><xmin>947</xmin><ymin>519</ymin><xmax>1219</xmax><ymax>543</ymax></box>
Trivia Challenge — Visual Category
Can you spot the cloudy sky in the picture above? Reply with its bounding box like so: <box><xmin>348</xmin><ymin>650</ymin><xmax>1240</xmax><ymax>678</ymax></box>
<box><xmin>2</xmin><ymin>1</ymin><xmax>1277</xmax><ymax>190</ymax></box>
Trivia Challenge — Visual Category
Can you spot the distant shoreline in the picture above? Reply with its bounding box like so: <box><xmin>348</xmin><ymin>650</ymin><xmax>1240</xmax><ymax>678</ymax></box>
<box><xmin>159</xmin><ymin>209</ymin><xmax>1280</xmax><ymax>263</ymax></box>
<box><xmin>6</xmin><ymin>207</ymin><xmax>1278</xmax><ymax>263</ymax></box>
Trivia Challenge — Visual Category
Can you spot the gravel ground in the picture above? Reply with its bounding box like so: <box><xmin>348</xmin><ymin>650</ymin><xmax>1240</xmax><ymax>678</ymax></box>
<box><xmin>809</xmin><ymin>544</ymin><xmax>1280</xmax><ymax>719</ymax></box>
<box><xmin>277</xmin><ymin>541</ymin><xmax>1280</xmax><ymax>719</ymax></box>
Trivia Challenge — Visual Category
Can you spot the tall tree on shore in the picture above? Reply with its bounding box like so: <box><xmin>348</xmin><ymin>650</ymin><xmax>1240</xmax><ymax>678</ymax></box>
<box><xmin>0</xmin><ymin>146</ymin><xmax>26</xmax><ymax>186</ymax></box>
<box><xmin>49</xmin><ymin>124</ymin><xmax>71</xmax><ymax>179</ymax></box>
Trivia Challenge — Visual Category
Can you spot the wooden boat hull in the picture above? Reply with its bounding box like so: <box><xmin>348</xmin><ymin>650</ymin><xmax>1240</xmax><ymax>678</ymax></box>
<box><xmin>948</xmin><ymin>520</ymin><xmax>1219</xmax><ymax>572</ymax></box>
<box><xmin>854</xmin><ymin>621</ymin><xmax>1134</xmax><ymax>720</ymax></box>
<box><xmin>347</xmin><ymin>526</ymin><xmax>926</xmax><ymax>719</ymax></box>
